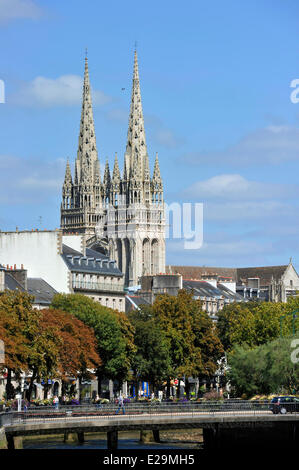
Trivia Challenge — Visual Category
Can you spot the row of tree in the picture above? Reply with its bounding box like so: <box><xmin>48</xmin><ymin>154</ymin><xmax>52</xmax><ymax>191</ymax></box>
<box><xmin>0</xmin><ymin>289</ymin><xmax>223</xmax><ymax>400</ymax></box>
<box><xmin>1</xmin><ymin>289</ymin><xmax>298</xmax><ymax>400</ymax></box>
<box><xmin>0</xmin><ymin>291</ymin><xmax>100</xmax><ymax>399</ymax></box>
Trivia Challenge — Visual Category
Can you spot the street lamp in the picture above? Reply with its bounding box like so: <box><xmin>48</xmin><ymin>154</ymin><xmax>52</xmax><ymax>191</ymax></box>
<box><xmin>280</xmin><ymin>309</ymin><xmax>299</xmax><ymax>337</ymax></box>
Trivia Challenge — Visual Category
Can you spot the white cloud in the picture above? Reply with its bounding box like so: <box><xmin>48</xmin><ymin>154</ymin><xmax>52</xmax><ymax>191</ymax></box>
<box><xmin>11</xmin><ymin>75</ymin><xmax>110</xmax><ymax>107</ymax></box>
<box><xmin>182</xmin><ymin>125</ymin><xmax>299</xmax><ymax>167</ymax></box>
<box><xmin>154</xmin><ymin>129</ymin><xmax>183</xmax><ymax>148</ymax></box>
<box><xmin>177</xmin><ymin>173</ymin><xmax>299</xmax><ymax>230</ymax></box>
<box><xmin>106</xmin><ymin>109</ymin><xmax>184</xmax><ymax>148</ymax></box>
<box><xmin>0</xmin><ymin>0</ymin><xmax>42</xmax><ymax>23</ymax></box>
<box><xmin>183</xmin><ymin>174</ymin><xmax>298</xmax><ymax>202</ymax></box>
<box><xmin>146</xmin><ymin>114</ymin><xmax>184</xmax><ymax>149</ymax></box>
<box><xmin>0</xmin><ymin>155</ymin><xmax>65</xmax><ymax>204</ymax></box>
<box><xmin>20</xmin><ymin>177</ymin><xmax>61</xmax><ymax>190</ymax></box>
<box><xmin>205</xmin><ymin>200</ymin><xmax>297</xmax><ymax>222</ymax></box>
<box><xmin>166</xmin><ymin>237</ymin><xmax>277</xmax><ymax>267</ymax></box>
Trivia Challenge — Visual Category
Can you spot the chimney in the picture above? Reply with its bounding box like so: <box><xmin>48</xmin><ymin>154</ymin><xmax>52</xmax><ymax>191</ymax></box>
<box><xmin>10</xmin><ymin>265</ymin><xmax>28</xmax><ymax>291</ymax></box>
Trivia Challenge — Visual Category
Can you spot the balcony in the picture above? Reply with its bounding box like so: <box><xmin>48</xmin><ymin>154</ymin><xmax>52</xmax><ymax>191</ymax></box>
<box><xmin>72</xmin><ymin>281</ymin><xmax>124</xmax><ymax>293</ymax></box>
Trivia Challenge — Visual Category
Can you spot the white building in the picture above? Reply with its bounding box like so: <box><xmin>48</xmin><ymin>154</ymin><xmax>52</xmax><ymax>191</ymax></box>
<box><xmin>0</xmin><ymin>229</ymin><xmax>125</xmax><ymax>311</ymax></box>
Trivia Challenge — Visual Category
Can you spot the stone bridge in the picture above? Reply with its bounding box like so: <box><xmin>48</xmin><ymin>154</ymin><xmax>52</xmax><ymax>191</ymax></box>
<box><xmin>1</xmin><ymin>409</ymin><xmax>299</xmax><ymax>450</ymax></box>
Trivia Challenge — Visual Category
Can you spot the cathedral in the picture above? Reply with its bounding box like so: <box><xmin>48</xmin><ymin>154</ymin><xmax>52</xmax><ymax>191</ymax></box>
<box><xmin>60</xmin><ymin>51</ymin><xmax>166</xmax><ymax>287</ymax></box>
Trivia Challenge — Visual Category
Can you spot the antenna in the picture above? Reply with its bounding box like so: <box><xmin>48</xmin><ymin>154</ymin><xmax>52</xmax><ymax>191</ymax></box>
<box><xmin>134</xmin><ymin>40</ymin><xmax>138</xmax><ymax>51</ymax></box>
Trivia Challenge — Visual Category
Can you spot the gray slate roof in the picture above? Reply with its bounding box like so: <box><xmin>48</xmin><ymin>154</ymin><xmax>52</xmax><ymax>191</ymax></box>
<box><xmin>236</xmin><ymin>265</ymin><xmax>288</xmax><ymax>286</ymax></box>
<box><xmin>167</xmin><ymin>264</ymin><xmax>292</xmax><ymax>287</ymax></box>
<box><xmin>125</xmin><ymin>294</ymin><xmax>150</xmax><ymax>312</ymax></box>
<box><xmin>27</xmin><ymin>278</ymin><xmax>57</xmax><ymax>306</ymax></box>
<box><xmin>61</xmin><ymin>244</ymin><xmax>123</xmax><ymax>277</ymax></box>
<box><xmin>4</xmin><ymin>272</ymin><xmax>25</xmax><ymax>291</ymax></box>
<box><xmin>183</xmin><ymin>279</ymin><xmax>244</xmax><ymax>302</ymax></box>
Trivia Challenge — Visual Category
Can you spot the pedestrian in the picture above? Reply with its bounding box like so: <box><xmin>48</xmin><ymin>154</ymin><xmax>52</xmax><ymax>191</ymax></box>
<box><xmin>115</xmin><ymin>394</ymin><xmax>125</xmax><ymax>415</ymax></box>
<box><xmin>53</xmin><ymin>395</ymin><xmax>59</xmax><ymax>410</ymax></box>
<box><xmin>151</xmin><ymin>392</ymin><xmax>155</xmax><ymax>400</ymax></box>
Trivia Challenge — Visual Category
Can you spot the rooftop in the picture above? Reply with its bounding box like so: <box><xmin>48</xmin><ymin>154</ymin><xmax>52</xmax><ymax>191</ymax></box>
<box><xmin>61</xmin><ymin>244</ymin><xmax>123</xmax><ymax>277</ymax></box>
<box><xmin>27</xmin><ymin>278</ymin><xmax>57</xmax><ymax>305</ymax></box>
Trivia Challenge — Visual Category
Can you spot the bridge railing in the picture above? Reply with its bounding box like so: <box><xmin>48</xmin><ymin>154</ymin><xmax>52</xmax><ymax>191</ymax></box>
<box><xmin>2</xmin><ymin>400</ymin><xmax>297</xmax><ymax>426</ymax></box>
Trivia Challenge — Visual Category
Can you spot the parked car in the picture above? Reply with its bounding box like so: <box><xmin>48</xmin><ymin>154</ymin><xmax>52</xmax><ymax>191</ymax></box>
<box><xmin>270</xmin><ymin>396</ymin><xmax>299</xmax><ymax>414</ymax></box>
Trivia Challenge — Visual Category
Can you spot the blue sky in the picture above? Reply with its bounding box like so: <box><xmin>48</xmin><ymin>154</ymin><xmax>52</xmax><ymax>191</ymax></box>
<box><xmin>1</xmin><ymin>0</ymin><xmax>299</xmax><ymax>269</ymax></box>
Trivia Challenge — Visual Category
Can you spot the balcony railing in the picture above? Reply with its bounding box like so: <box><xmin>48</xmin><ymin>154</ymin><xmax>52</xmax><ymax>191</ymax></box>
<box><xmin>72</xmin><ymin>281</ymin><xmax>124</xmax><ymax>293</ymax></box>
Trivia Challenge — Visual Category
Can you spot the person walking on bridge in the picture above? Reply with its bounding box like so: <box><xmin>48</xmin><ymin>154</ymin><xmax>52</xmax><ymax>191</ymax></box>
<box><xmin>53</xmin><ymin>396</ymin><xmax>59</xmax><ymax>410</ymax></box>
<box><xmin>115</xmin><ymin>394</ymin><xmax>125</xmax><ymax>415</ymax></box>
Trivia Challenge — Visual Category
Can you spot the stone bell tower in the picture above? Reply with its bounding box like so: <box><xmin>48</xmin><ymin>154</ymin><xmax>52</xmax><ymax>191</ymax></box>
<box><xmin>60</xmin><ymin>51</ymin><xmax>165</xmax><ymax>286</ymax></box>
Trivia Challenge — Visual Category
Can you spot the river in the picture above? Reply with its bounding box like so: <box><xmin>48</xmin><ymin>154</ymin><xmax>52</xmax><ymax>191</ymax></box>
<box><xmin>22</xmin><ymin>430</ymin><xmax>204</xmax><ymax>450</ymax></box>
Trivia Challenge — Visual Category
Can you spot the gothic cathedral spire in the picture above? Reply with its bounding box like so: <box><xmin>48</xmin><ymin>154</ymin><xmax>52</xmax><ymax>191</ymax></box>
<box><xmin>75</xmin><ymin>55</ymin><xmax>100</xmax><ymax>186</ymax></box>
<box><xmin>61</xmin><ymin>51</ymin><xmax>165</xmax><ymax>284</ymax></box>
<box><xmin>124</xmin><ymin>50</ymin><xmax>150</xmax><ymax>185</ymax></box>
<box><xmin>61</xmin><ymin>55</ymin><xmax>102</xmax><ymax>234</ymax></box>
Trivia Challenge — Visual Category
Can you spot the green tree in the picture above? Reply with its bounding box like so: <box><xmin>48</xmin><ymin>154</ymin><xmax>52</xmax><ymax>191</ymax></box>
<box><xmin>150</xmin><ymin>290</ymin><xmax>223</xmax><ymax>398</ymax></box>
<box><xmin>227</xmin><ymin>335</ymin><xmax>299</xmax><ymax>397</ymax></box>
<box><xmin>51</xmin><ymin>294</ymin><xmax>135</xmax><ymax>393</ymax></box>
<box><xmin>128</xmin><ymin>306</ymin><xmax>172</xmax><ymax>393</ymax></box>
<box><xmin>0</xmin><ymin>291</ymin><xmax>60</xmax><ymax>399</ymax></box>
<box><xmin>217</xmin><ymin>300</ymin><xmax>299</xmax><ymax>352</ymax></box>
<box><xmin>39</xmin><ymin>308</ymin><xmax>101</xmax><ymax>399</ymax></box>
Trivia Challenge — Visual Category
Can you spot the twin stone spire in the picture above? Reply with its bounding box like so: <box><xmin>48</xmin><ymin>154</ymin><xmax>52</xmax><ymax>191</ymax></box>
<box><xmin>61</xmin><ymin>50</ymin><xmax>164</xmax><ymax>235</ymax></box>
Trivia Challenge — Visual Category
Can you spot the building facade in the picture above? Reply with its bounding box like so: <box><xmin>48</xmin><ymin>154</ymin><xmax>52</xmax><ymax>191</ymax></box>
<box><xmin>0</xmin><ymin>230</ymin><xmax>125</xmax><ymax>311</ymax></box>
<box><xmin>126</xmin><ymin>273</ymin><xmax>245</xmax><ymax>319</ymax></box>
<box><xmin>61</xmin><ymin>52</ymin><xmax>166</xmax><ymax>287</ymax></box>
<box><xmin>166</xmin><ymin>261</ymin><xmax>299</xmax><ymax>303</ymax></box>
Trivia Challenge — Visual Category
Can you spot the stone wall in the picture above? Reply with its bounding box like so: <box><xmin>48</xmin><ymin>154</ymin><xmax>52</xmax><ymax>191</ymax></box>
<box><xmin>0</xmin><ymin>427</ymin><xmax>7</xmax><ymax>449</ymax></box>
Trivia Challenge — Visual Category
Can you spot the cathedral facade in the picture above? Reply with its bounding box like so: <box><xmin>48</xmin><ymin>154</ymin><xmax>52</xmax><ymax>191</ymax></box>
<box><xmin>60</xmin><ymin>52</ymin><xmax>165</xmax><ymax>286</ymax></box>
